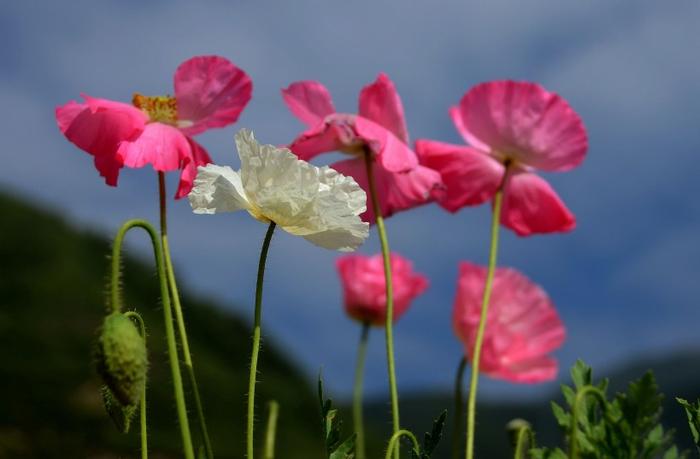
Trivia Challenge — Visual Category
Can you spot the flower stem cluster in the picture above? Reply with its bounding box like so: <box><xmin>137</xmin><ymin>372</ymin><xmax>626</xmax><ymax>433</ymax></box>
<box><xmin>57</xmin><ymin>55</ymin><xmax>599</xmax><ymax>459</ymax></box>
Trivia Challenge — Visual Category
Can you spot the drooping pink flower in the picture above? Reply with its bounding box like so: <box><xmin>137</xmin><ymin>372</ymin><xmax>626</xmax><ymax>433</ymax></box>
<box><xmin>453</xmin><ymin>262</ymin><xmax>566</xmax><ymax>383</ymax></box>
<box><xmin>336</xmin><ymin>253</ymin><xmax>428</xmax><ymax>326</ymax></box>
<box><xmin>56</xmin><ymin>55</ymin><xmax>252</xmax><ymax>198</ymax></box>
<box><xmin>282</xmin><ymin>74</ymin><xmax>444</xmax><ymax>223</ymax></box>
<box><xmin>416</xmin><ymin>81</ymin><xmax>588</xmax><ymax>236</ymax></box>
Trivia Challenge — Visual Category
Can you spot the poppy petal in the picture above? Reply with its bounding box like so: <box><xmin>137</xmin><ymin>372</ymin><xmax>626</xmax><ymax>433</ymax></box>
<box><xmin>501</xmin><ymin>171</ymin><xmax>576</xmax><ymax>236</ymax></box>
<box><xmin>174</xmin><ymin>55</ymin><xmax>252</xmax><ymax>136</ymax></box>
<box><xmin>282</xmin><ymin>81</ymin><xmax>336</xmax><ymax>127</ymax></box>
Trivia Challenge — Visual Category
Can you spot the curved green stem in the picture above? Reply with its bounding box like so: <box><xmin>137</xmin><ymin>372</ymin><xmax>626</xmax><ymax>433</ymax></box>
<box><xmin>513</xmin><ymin>424</ymin><xmax>533</xmax><ymax>459</ymax></box>
<box><xmin>353</xmin><ymin>323</ymin><xmax>371</xmax><ymax>459</ymax></box>
<box><xmin>247</xmin><ymin>222</ymin><xmax>277</xmax><ymax>458</ymax></box>
<box><xmin>264</xmin><ymin>401</ymin><xmax>280</xmax><ymax>459</ymax></box>
<box><xmin>125</xmin><ymin>311</ymin><xmax>148</xmax><ymax>459</ymax></box>
<box><xmin>465</xmin><ymin>187</ymin><xmax>505</xmax><ymax>459</ymax></box>
<box><xmin>363</xmin><ymin>151</ymin><xmax>400</xmax><ymax>459</ymax></box>
<box><xmin>569</xmin><ymin>386</ymin><xmax>607</xmax><ymax>459</ymax></box>
<box><xmin>384</xmin><ymin>430</ymin><xmax>420</xmax><ymax>459</ymax></box>
<box><xmin>452</xmin><ymin>357</ymin><xmax>467</xmax><ymax>459</ymax></box>
<box><xmin>111</xmin><ymin>219</ymin><xmax>195</xmax><ymax>459</ymax></box>
<box><xmin>158</xmin><ymin>172</ymin><xmax>214</xmax><ymax>459</ymax></box>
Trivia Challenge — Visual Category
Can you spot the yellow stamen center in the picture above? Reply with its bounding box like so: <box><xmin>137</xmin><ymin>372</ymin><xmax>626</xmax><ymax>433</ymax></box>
<box><xmin>132</xmin><ymin>93</ymin><xmax>178</xmax><ymax>124</ymax></box>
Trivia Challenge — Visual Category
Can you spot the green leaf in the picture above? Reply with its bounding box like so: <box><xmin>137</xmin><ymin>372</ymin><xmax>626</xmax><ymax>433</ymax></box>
<box><xmin>561</xmin><ymin>384</ymin><xmax>576</xmax><ymax>408</ymax></box>
<box><xmin>100</xmin><ymin>385</ymin><xmax>137</xmax><ymax>434</ymax></box>
<box><xmin>329</xmin><ymin>434</ymin><xmax>356</xmax><ymax>459</ymax></box>
<box><xmin>422</xmin><ymin>410</ymin><xmax>447</xmax><ymax>457</ymax></box>
<box><xmin>530</xmin><ymin>447</ymin><xmax>567</xmax><ymax>459</ymax></box>
<box><xmin>551</xmin><ymin>402</ymin><xmax>569</xmax><ymax>428</ymax></box>
<box><xmin>571</xmin><ymin>359</ymin><xmax>593</xmax><ymax>389</ymax></box>
<box><xmin>662</xmin><ymin>445</ymin><xmax>681</xmax><ymax>459</ymax></box>
<box><xmin>318</xmin><ymin>373</ymin><xmax>355</xmax><ymax>458</ymax></box>
<box><xmin>676</xmin><ymin>397</ymin><xmax>700</xmax><ymax>452</ymax></box>
<box><xmin>541</xmin><ymin>362</ymin><xmax>682</xmax><ymax>458</ymax></box>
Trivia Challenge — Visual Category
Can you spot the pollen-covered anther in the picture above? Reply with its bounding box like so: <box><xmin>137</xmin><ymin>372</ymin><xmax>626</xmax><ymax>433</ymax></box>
<box><xmin>132</xmin><ymin>92</ymin><xmax>178</xmax><ymax>124</ymax></box>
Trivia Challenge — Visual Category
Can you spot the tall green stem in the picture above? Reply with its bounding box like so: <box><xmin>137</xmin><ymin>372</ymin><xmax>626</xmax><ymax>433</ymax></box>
<box><xmin>111</xmin><ymin>219</ymin><xmax>195</xmax><ymax>459</ymax></box>
<box><xmin>247</xmin><ymin>222</ymin><xmax>277</xmax><ymax>458</ymax></box>
<box><xmin>451</xmin><ymin>357</ymin><xmax>467</xmax><ymax>459</ymax></box>
<box><xmin>465</xmin><ymin>186</ymin><xmax>506</xmax><ymax>459</ymax></box>
<box><xmin>264</xmin><ymin>401</ymin><xmax>280</xmax><ymax>459</ymax></box>
<box><xmin>353</xmin><ymin>323</ymin><xmax>371</xmax><ymax>459</ymax></box>
<box><xmin>125</xmin><ymin>311</ymin><xmax>148</xmax><ymax>459</ymax></box>
<box><xmin>384</xmin><ymin>430</ymin><xmax>420</xmax><ymax>459</ymax></box>
<box><xmin>158</xmin><ymin>172</ymin><xmax>214</xmax><ymax>459</ymax></box>
<box><xmin>569</xmin><ymin>386</ymin><xmax>607</xmax><ymax>459</ymax></box>
<box><xmin>363</xmin><ymin>151</ymin><xmax>400</xmax><ymax>459</ymax></box>
<box><xmin>512</xmin><ymin>423</ymin><xmax>533</xmax><ymax>459</ymax></box>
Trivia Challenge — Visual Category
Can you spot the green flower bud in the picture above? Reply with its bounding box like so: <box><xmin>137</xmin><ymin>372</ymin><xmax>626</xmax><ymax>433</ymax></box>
<box><xmin>101</xmin><ymin>385</ymin><xmax>137</xmax><ymax>434</ymax></box>
<box><xmin>95</xmin><ymin>312</ymin><xmax>147</xmax><ymax>407</ymax></box>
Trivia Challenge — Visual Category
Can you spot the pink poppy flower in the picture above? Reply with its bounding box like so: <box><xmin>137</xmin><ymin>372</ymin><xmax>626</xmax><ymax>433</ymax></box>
<box><xmin>282</xmin><ymin>74</ymin><xmax>444</xmax><ymax>223</ymax></box>
<box><xmin>453</xmin><ymin>262</ymin><xmax>566</xmax><ymax>383</ymax></box>
<box><xmin>336</xmin><ymin>253</ymin><xmax>428</xmax><ymax>326</ymax></box>
<box><xmin>56</xmin><ymin>55</ymin><xmax>252</xmax><ymax>198</ymax></box>
<box><xmin>416</xmin><ymin>81</ymin><xmax>588</xmax><ymax>236</ymax></box>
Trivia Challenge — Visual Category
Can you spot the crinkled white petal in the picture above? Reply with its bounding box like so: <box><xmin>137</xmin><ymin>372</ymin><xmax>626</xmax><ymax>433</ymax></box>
<box><xmin>299</xmin><ymin>167</ymin><xmax>368</xmax><ymax>251</ymax></box>
<box><xmin>235</xmin><ymin>129</ymin><xmax>369</xmax><ymax>251</ymax></box>
<box><xmin>236</xmin><ymin>129</ymin><xmax>319</xmax><ymax>222</ymax></box>
<box><xmin>188</xmin><ymin>164</ymin><xmax>251</xmax><ymax>214</ymax></box>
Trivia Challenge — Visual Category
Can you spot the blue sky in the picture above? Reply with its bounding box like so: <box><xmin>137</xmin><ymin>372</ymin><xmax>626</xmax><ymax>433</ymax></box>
<box><xmin>2</xmin><ymin>0</ymin><xmax>699</xmax><ymax>400</ymax></box>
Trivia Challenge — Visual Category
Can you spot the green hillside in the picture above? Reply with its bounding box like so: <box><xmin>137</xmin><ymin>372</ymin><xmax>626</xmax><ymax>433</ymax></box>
<box><xmin>0</xmin><ymin>190</ymin><xmax>322</xmax><ymax>458</ymax></box>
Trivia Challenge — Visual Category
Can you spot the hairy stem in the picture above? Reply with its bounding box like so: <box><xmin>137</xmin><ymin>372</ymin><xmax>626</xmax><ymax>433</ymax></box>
<box><xmin>111</xmin><ymin>219</ymin><xmax>194</xmax><ymax>459</ymax></box>
<box><xmin>353</xmin><ymin>323</ymin><xmax>371</xmax><ymax>459</ymax></box>
<box><xmin>158</xmin><ymin>172</ymin><xmax>214</xmax><ymax>459</ymax></box>
<box><xmin>384</xmin><ymin>430</ymin><xmax>420</xmax><ymax>459</ymax></box>
<box><xmin>363</xmin><ymin>151</ymin><xmax>400</xmax><ymax>458</ymax></box>
<box><xmin>264</xmin><ymin>401</ymin><xmax>280</xmax><ymax>459</ymax></box>
<box><xmin>125</xmin><ymin>311</ymin><xmax>148</xmax><ymax>459</ymax></box>
<box><xmin>513</xmin><ymin>424</ymin><xmax>533</xmax><ymax>459</ymax></box>
<box><xmin>247</xmin><ymin>222</ymin><xmax>277</xmax><ymax>458</ymax></box>
<box><xmin>569</xmin><ymin>386</ymin><xmax>607</xmax><ymax>459</ymax></box>
<box><xmin>452</xmin><ymin>356</ymin><xmax>467</xmax><ymax>459</ymax></box>
<box><xmin>465</xmin><ymin>188</ymin><xmax>505</xmax><ymax>459</ymax></box>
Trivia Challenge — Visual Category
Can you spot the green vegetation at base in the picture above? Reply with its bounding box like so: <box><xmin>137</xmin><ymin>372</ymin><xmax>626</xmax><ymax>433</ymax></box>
<box><xmin>360</xmin><ymin>354</ymin><xmax>700</xmax><ymax>458</ymax></box>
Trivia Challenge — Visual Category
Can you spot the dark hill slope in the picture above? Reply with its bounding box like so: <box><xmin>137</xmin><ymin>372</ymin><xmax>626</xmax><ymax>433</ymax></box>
<box><xmin>0</xmin><ymin>190</ymin><xmax>323</xmax><ymax>458</ymax></box>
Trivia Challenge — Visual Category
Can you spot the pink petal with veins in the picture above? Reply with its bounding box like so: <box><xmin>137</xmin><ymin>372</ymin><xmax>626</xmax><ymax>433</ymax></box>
<box><xmin>336</xmin><ymin>253</ymin><xmax>428</xmax><ymax>326</ymax></box>
<box><xmin>416</xmin><ymin>139</ymin><xmax>504</xmax><ymax>212</ymax></box>
<box><xmin>451</xmin><ymin>81</ymin><xmax>587</xmax><ymax>171</ymax></box>
<box><xmin>453</xmin><ymin>262</ymin><xmax>565</xmax><ymax>383</ymax></box>
<box><xmin>175</xmin><ymin>137</ymin><xmax>213</xmax><ymax>199</ymax></box>
<box><xmin>282</xmin><ymin>81</ymin><xmax>336</xmax><ymax>127</ymax></box>
<box><xmin>501</xmin><ymin>171</ymin><xmax>575</xmax><ymax>236</ymax></box>
<box><xmin>358</xmin><ymin>73</ymin><xmax>409</xmax><ymax>143</ymax></box>
<box><xmin>117</xmin><ymin>123</ymin><xmax>189</xmax><ymax>172</ymax></box>
<box><xmin>332</xmin><ymin>157</ymin><xmax>443</xmax><ymax>224</ymax></box>
<box><xmin>174</xmin><ymin>55</ymin><xmax>252</xmax><ymax>136</ymax></box>
<box><xmin>355</xmin><ymin>117</ymin><xmax>417</xmax><ymax>172</ymax></box>
<box><xmin>56</xmin><ymin>95</ymin><xmax>147</xmax><ymax>186</ymax></box>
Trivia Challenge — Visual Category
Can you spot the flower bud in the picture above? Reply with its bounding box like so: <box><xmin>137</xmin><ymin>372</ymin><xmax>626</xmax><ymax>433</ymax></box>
<box><xmin>95</xmin><ymin>312</ymin><xmax>147</xmax><ymax>406</ymax></box>
<box><xmin>101</xmin><ymin>385</ymin><xmax>137</xmax><ymax>434</ymax></box>
<box><xmin>506</xmin><ymin>418</ymin><xmax>532</xmax><ymax>450</ymax></box>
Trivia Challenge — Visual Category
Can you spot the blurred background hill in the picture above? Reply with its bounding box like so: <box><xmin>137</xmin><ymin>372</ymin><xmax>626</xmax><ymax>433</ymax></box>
<box><xmin>0</xmin><ymin>190</ymin><xmax>320</xmax><ymax>458</ymax></box>
<box><xmin>1</xmin><ymin>190</ymin><xmax>698</xmax><ymax>458</ymax></box>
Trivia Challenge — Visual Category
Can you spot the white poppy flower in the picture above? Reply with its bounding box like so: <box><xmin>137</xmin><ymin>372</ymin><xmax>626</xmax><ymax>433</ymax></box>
<box><xmin>189</xmin><ymin>129</ymin><xmax>369</xmax><ymax>251</ymax></box>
